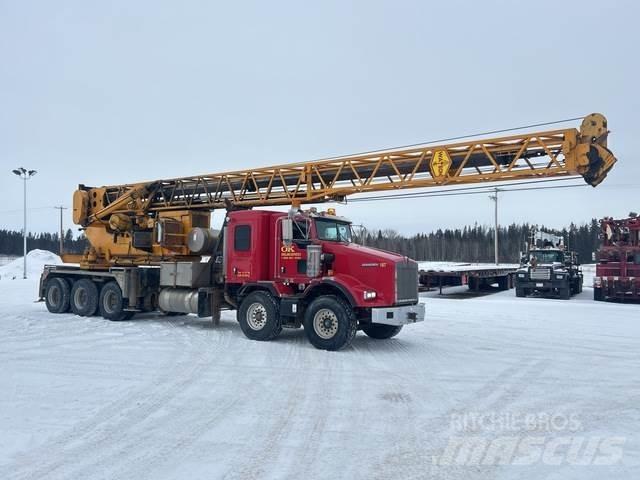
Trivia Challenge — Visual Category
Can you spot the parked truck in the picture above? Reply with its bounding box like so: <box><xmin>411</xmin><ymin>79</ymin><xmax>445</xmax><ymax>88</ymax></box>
<box><xmin>594</xmin><ymin>214</ymin><xmax>640</xmax><ymax>302</ymax></box>
<box><xmin>39</xmin><ymin>113</ymin><xmax>617</xmax><ymax>349</ymax></box>
<box><xmin>515</xmin><ymin>230</ymin><xmax>583</xmax><ymax>299</ymax></box>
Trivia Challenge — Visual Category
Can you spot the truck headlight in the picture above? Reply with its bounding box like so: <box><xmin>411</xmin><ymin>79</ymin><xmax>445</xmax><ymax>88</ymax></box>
<box><xmin>556</xmin><ymin>275</ymin><xmax>564</xmax><ymax>280</ymax></box>
<box><xmin>594</xmin><ymin>276</ymin><xmax>602</xmax><ymax>287</ymax></box>
<box><xmin>518</xmin><ymin>273</ymin><xmax>525</xmax><ymax>278</ymax></box>
<box><xmin>364</xmin><ymin>291</ymin><xmax>377</xmax><ymax>300</ymax></box>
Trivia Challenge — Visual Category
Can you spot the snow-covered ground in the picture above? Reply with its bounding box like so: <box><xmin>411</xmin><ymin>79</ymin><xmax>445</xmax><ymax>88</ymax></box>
<box><xmin>0</xmin><ymin>250</ymin><xmax>61</xmax><ymax>281</ymax></box>
<box><xmin>0</xmin><ymin>271</ymin><xmax>638</xmax><ymax>478</ymax></box>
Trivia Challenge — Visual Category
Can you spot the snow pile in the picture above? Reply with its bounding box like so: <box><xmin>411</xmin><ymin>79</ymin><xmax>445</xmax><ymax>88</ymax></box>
<box><xmin>0</xmin><ymin>249</ymin><xmax>62</xmax><ymax>280</ymax></box>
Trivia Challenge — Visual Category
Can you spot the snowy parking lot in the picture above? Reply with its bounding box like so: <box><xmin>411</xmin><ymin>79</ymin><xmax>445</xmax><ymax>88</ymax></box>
<box><xmin>0</xmin><ymin>276</ymin><xmax>638</xmax><ymax>479</ymax></box>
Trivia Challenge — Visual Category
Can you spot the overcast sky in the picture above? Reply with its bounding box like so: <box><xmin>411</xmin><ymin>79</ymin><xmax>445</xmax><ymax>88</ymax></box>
<box><xmin>1</xmin><ymin>0</ymin><xmax>638</xmax><ymax>237</ymax></box>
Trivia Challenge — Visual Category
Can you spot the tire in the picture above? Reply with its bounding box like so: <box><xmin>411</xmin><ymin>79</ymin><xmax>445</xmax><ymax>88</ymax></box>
<box><xmin>99</xmin><ymin>281</ymin><xmax>134</xmax><ymax>321</ymax></box>
<box><xmin>594</xmin><ymin>287</ymin><xmax>604</xmax><ymax>302</ymax></box>
<box><xmin>303</xmin><ymin>295</ymin><xmax>357</xmax><ymax>351</ymax></box>
<box><xmin>237</xmin><ymin>291</ymin><xmax>282</xmax><ymax>341</ymax></box>
<box><xmin>45</xmin><ymin>277</ymin><xmax>71</xmax><ymax>314</ymax></box>
<box><xmin>559</xmin><ymin>287</ymin><xmax>571</xmax><ymax>300</ymax></box>
<box><xmin>70</xmin><ymin>278</ymin><xmax>99</xmax><ymax>316</ymax></box>
<box><xmin>362</xmin><ymin>324</ymin><xmax>403</xmax><ymax>340</ymax></box>
<box><xmin>515</xmin><ymin>287</ymin><xmax>526</xmax><ymax>298</ymax></box>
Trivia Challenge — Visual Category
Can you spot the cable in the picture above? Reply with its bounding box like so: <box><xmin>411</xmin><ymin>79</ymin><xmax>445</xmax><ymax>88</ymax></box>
<box><xmin>306</xmin><ymin>116</ymin><xmax>585</xmax><ymax>163</ymax></box>
<box><xmin>348</xmin><ymin>182</ymin><xmax>588</xmax><ymax>203</ymax></box>
<box><xmin>348</xmin><ymin>177</ymin><xmax>583</xmax><ymax>203</ymax></box>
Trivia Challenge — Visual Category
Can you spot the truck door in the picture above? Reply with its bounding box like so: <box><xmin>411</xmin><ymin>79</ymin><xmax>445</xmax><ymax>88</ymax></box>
<box><xmin>228</xmin><ymin>223</ymin><xmax>253</xmax><ymax>282</ymax></box>
<box><xmin>276</xmin><ymin>218</ymin><xmax>310</xmax><ymax>282</ymax></box>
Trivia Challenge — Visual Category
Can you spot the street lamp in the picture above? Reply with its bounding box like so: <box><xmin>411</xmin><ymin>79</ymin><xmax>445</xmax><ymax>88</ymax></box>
<box><xmin>12</xmin><ymin>167</ymin><xmax>37</xmax><ymax>279</ymax></box>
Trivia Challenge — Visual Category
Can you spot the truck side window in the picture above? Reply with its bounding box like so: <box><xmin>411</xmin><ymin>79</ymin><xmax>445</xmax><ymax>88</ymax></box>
<box><xmin>293</xmin><ymin>220</ymin><xmax>308</xmax><ymax>240</ymax></box>
<box><xmin>234</xmin><ymin>225</ymin><xmax>251</xmax><ymax>251</ymax></box>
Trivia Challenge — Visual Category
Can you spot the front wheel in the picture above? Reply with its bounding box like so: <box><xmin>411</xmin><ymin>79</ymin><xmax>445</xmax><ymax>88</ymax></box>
<box><xmin>303</xmin><ymin>296</ymin><xmax>357</xmax><ymax>351</ymax></box>
<box><xmin>362</xmin><ymin>324</ymin><xmax>403</xmax><ymax>340</ymax></box>
<box><xmin>559</xmin><ymin>287</ymin><xmax>571</xmax><ymax>300</ymax></box>
<box><xmin>515</xmin><ymin>287</ymin><xmax>526</xmax><ymax>298</ymax></box>
<box><xmin>237</xmin><ymin>291</ymin><xmax>282</xmax><ymax>341</ymax></box>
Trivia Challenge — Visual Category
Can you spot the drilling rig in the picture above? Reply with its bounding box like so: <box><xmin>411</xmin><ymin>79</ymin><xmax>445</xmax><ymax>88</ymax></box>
<box><xmin>39</xmin><ymin>114</ymin><xmax>617</xmax><ymax>350</ymax></box>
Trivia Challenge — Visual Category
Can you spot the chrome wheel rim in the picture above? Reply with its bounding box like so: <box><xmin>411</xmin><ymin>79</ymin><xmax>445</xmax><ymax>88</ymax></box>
<box><xmin>247</xmin><ymin>302</ymin><xmax>268</xmax><ymax>331</ymax></box>
<box><xmin>313</xmin><ymin>308</ymin><xmax>338</xmax><ymax>339</ymax></box>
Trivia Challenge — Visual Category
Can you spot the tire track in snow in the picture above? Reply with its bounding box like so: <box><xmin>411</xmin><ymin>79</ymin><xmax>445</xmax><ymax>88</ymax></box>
<box><xmin>2</xmin><ymin>319</ymin><xmax>228</xmax><ymax>480</ymax></box>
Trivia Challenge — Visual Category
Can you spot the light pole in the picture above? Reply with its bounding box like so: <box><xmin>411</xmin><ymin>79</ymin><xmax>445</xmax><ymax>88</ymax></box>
<box><xmin>12</xmin><ymin>167</ymin><xmax>37</xmax><ymax>279</ymax></box>
<box><xmin>489</xmin><ymin>187</ymin><xmax>499</xmax><ymax>265</ymax></box>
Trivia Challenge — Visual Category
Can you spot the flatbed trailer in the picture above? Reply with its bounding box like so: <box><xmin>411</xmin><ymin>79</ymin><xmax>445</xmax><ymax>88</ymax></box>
<box><xmin>418</xmin><ymin>263</ymin><xmax>518</xmax><ymax>294</ymax></box>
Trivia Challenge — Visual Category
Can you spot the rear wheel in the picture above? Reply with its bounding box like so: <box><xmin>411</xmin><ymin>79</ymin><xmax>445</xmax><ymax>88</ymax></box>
<box><xmin>304</xmin><ymin>296</ymin><xmax>357</xmax><ymax>351</ymax></box>
<box><xmin>237</xmin><ymin>291</ymin><xmax>282</xmax><ymax>341</ymax></box>
<box><xmin>362</xmin><ymin>324</ymin><xmax>403</xmax><ymax>339</ymax></box>
<box><xmin>45</xmin><ymin>277</ymin><xmax>71</xmax><ymax>313</ymax></box>
<box><xmin>70</xmin><ymin>279</ymin><xmax>99</xmax><ymax>316</ymax></box>
<box><xmin>99</xmin><ymin>281</ymin><xmax>134</xmax><ymax>321</ymax></box>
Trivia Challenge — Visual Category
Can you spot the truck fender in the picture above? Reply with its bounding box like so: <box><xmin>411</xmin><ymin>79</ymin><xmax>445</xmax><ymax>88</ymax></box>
<box><xmin>303</xmin><ymin>280</ymin><xmax>356</xmax><ymax>308</ymax></box>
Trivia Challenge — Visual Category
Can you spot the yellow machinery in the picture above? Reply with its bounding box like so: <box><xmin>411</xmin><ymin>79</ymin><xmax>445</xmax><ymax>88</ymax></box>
<box><xmin>70</xmin><ymin>113</ymin><xmax>617</xmax><ymax>268</ymax></box>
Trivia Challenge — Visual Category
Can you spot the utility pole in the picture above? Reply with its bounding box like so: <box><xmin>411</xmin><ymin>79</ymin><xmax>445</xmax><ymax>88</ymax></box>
<box><xmin>12</xmin><ymin>168</ymin><xmax>37</xmax><ymax>278</ymax></box>
<box><xmin>54</xmin><ymin>206</ymin><xmax>68</xmax><ymax>255</ymax></box>
<box><xmin>489</xmin><ymin>187</ymin><xmax>499</xmax><ymax>265</ymax></box>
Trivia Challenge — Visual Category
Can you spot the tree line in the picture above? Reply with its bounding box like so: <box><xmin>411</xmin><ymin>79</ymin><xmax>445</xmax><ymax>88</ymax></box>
<box><xmin>353</xmin><ymin>219</ymin><xmax>601</xmax><ymax>264</ymax></box>
<box><xmin>0</xmin><ymin>229</ymin><xmax>87</xmax><ymax>256</ymax></box>
<box><xmin>1</xmin><ymin>219</ymin><xmax>601</xmax><ymax>263</ymax></box>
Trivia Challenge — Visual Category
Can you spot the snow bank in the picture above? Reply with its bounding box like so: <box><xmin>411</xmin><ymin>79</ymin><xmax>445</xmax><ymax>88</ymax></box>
<box><xmin>0</xmin><ymin>249</ymin><xmax>61</xmax><ymax>280</ymax></box>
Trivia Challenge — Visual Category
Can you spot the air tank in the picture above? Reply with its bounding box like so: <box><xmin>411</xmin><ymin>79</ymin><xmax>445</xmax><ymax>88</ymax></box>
<box><xmin>187</xmin><ymin>228</ymin><xmax>218</xmax><ymax>255</ymax></box>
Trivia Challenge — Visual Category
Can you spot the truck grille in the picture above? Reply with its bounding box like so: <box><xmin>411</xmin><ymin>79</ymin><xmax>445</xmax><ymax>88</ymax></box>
<box><xmin>396</xmin><ymin>261</ymin><xmax>418</xmax><ymax>304</ymax></box>
<box><xmin>530</xmin><ymin>268</ymin><xmax>551</xmax><ymax>280</ymax></box>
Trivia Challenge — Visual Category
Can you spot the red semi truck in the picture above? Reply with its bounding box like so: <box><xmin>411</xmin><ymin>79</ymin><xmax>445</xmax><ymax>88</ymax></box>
<box><xmin>41</xmin><ymin>207</ymin><xmax>424</xmax><ymax>351</ymax></box>
<box><xmin>594</xmin><ymin>214</ymin><xmax>640</xmax><ymax>302</ymax></box>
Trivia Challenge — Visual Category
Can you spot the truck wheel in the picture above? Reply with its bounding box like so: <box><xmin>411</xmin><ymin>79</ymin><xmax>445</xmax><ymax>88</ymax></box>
<box><xmin>559</xmin><ymin>287</ymin><xmax>571</xmax><ymax>300</ymax></box>
<box><xmin>99</xmin><ymin>281</ymin><xmax>134</xmax><ymax>321</ymax></box>
<box><xmin>45</xmin><ymin>277</ymin><xmax>71</xmax><ymax>313</ymax></box>
<box><xmin>362</xmin><ymin>324</ymin><xmax>403</xmax><ymax>340</ymax></box>
<box><xmin>515</xmin><ymin>288</ymin><xmax>526</xmax><ymax>298</ymax></box>
<box><xmin>594</xmin><ymin>287</ymin><xmax>604</xmax><ymax>302</ymax></box>
<box><xmin>303</xmin><ymin>296</ymin><xmax>357</xmax><ymax>351</ymax></box>
<box><xmin>70</xmin><ymin>279</ymin><xmax>99</xmax><ymax>316</ymax></box>
<box><xmin>238</xmin><ymin>291</ymin><xmax>282</xmax><ymax>341</ymax></box>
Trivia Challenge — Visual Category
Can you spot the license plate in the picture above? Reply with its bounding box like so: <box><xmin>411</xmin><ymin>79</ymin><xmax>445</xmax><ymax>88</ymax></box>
<box><xmin>536</xmin><ymin>283</ymin><xmax>543</xmax><ymax>287</ymax></box>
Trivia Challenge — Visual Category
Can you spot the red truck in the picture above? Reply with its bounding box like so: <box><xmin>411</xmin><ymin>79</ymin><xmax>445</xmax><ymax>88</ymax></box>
<box><xmin>40</xmin><ymin>207</ymin><xmax>424</xmax><ymax>351</ymax></box>
<box><xmin>594</xmin><ymin>214</ymin><xmax>640</xmax><ymax>301</ymax></box>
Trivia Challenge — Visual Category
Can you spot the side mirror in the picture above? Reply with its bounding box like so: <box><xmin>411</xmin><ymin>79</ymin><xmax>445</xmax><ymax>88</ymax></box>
<box><xmin>282</xmin><ymin>218</ymin><xmax>293</xmax><ymax>247</ymax></box>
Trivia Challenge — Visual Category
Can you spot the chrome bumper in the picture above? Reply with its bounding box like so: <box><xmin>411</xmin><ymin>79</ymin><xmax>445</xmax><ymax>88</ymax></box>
<box><xmin>371</xmin><ymin>303</ymin><xmax>425</xmax><ymax>326</ymax></box>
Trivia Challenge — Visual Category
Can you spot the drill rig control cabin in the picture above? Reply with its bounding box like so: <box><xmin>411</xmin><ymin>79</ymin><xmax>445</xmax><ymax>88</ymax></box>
<box><xmin>39</xmin><ymin>114</ymin><xmax>617</xmax><ymax>350</ymax></box>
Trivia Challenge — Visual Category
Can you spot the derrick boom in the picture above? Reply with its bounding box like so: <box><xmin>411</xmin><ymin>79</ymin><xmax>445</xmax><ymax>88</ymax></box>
<box><xmin>69</xmin><ymin>113</ymin><xmax>617</xmax><ymax>268</ymax></box>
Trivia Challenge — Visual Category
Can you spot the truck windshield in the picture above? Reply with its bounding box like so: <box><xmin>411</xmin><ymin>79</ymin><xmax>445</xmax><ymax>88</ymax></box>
<box><xmin>315</xmin><ymin>218</ymin><xmax>352</xmax><ymax>243</ymax></box>
<box><xmin>530</xmin><ymin>251</ymin><xmax>564</xmax><ymax>264</ymax></box>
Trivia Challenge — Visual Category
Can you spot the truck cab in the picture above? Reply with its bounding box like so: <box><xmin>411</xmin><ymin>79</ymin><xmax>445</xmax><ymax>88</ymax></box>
<box><xmin>224</xmin><ymin>208</ymin><xmax>425</xmax><ymax>350</ymax></box>
<box><xmin>514</xmin><ymin>233</ymin><xmax>583</xmax><ymax>300</ymax></box>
